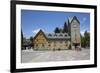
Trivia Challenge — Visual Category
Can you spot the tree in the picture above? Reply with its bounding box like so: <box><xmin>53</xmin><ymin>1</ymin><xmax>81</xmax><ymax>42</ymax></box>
<box><xmin>81</xmin><ymin>30</ymin><xmax>90</xmax><ymax>48</ymax></box>
<box><xmin>21</xmin><ymin>30</ymin><xmax>23</xmax><ymax>44</ymax></box>
<box><xmin>21</xmin><ymin>30</ymin><xmax>24</xmax><ymax>50</ymax></box>
<box><xmin>54</xmin><ymin>27</ymin><xmax>60</xmax><ymax>33</ymax></box>
<box><xmin>23</xmin><ymin>37</ymin><xmax>27</xmax><ymax>49</ymax></box>
<box><xmin>63</xmin><ymin>22</ymin><xmax>68</xmax><ymax>33</ymax></box>
<box><xmin>59</xmin><ymin>28</ymin><xmax>63</xmax><ymax>33</ymax></box>
<box><xmin>84</xmin><ymin>31</ymin><xmax>90</xmax><ymax>47</ymax></box>
<box><xmin>29</xmin><ymin>36</ymin><xmax>34</xmax><ymax>48</ymax></box>
<box><xmin>81</xmin><ymin>34</ymin><xmax>85</xmax><ymax>47</ymax></box>
<box><xmin>30</xmin><ymin>36</ymin><xmax>33</xmax><ymax>42</ymax></box>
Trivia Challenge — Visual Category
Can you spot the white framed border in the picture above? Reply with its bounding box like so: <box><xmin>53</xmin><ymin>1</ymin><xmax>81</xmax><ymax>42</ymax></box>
<box><xmin>16</xmin><ymin>4</ymin><xmax>95</xmax><ymax>69</ymax></box>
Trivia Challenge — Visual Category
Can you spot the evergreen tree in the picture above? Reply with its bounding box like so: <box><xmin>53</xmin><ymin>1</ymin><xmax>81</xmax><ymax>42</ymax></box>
<box><xmin>81</xmin><ymin>30</ymin><xmax>90</xmax><ymax>48</ymax></box>
<box><xmin>54</xmin><ymin>27</ymin><xmax>60</xmax><ymax>33</ymax></box>
<box><xmin>29</xmin><ymin>36</ymin><xmax>33</xmax><ymax>47</ymax></box>
<box><xmin>84</xmin><ymin>31</ymin><xmax>90</xmax><ymax>47</ymax></box>
<box><xmin>21</xmin><ymin>30</ymin><xmax>24</xmax><ymax>50</ymax></box>
<box><xmin>63</xmin><ymin>22</ymin><xmax>68</xmax><ymax>33</ymax></box>
<box><xmin>81</xmin><ymin>34</ymin><xmax>85</xmax><ymax>47</ymax></box>
<box><xmin>59</xmin><ymin>28</ymin><xmax>63</xmax><ymax>33</ymax></box>
<box><xmin>30</xmin><ymin>36</ymin><xmax>33</xmax><ymax>43</ymax></box>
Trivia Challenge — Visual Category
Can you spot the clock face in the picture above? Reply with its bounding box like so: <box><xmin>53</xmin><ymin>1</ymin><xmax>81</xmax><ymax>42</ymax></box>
<box><xmin>72</xmin><ymin>20</ymin><xmax>79</xmax><ymax>28</ymax></box>
<box><xmin>73</xmin><ymin>24</ymin><xmax>77</xmax><ymax>28</ymax></box>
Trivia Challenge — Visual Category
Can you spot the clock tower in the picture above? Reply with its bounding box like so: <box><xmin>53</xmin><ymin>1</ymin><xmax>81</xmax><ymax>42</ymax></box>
<box><xmin>68</xmin><ymin>16</ymin><xmax>81</xmax><ymax>49</ymax></box>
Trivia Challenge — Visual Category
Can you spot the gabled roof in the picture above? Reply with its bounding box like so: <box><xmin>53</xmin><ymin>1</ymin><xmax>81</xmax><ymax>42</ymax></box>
<box><xmin>68</xmin><ymin>16</ymin><xmax>80</xmax><ymax>24</ymax></box>
<box><xmin>33</xmin><ymin>29</ymin><xmax>47</xmax><ymax>41</ymax></box>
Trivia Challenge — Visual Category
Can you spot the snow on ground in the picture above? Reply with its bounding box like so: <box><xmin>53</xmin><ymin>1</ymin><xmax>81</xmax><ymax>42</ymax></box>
<box><xmin>21</xmin><ymin>48</ymin><xmax>90</xmax><ymax>63</ymax></box>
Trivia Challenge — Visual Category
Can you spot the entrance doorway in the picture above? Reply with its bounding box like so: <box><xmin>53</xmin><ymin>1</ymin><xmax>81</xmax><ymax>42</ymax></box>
<box><xmin>73</xmin><ymin>43</ymin><xmax>81</xmax><ymax>51</ymax></box>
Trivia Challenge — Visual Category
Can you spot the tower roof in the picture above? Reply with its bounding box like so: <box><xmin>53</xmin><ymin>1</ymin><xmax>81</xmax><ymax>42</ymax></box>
<box><xmin>68</xmin><ymin>16</ymin><xmax>80</xmax><ymax>24</ymax></box>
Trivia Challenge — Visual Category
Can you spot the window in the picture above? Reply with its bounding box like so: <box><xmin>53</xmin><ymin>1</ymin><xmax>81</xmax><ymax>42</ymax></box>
<box><xmin>65</xmin><ymin>41</ymin><xmax>67</xmax><ymax>43</ymax></box>
<box><xmin>66</xmin><ymin>44</ymin><xmax>67</xmax><ymax>46</ymax></box>
<box><xmin>48</xmin><ymin>34</ymin><xmax>52</xmax><ymax>36</ymax></box>
<box><xmin>60</xmin><ymin>41</ymin><xmax>62</xmax><ymax>43</ymax></box>
<box><xmin>42</xmin><ymin>44</ymin><xmax>44</xmax><ymax>47</ymax></box>
<box><xmin>48</xmin><ymin>41</ymin><xmax>51</xmax><ymax>43</ymax></box>
<box><xmin>54</xmin><ymin>44</ymin><xmax>56</xmax><ymax>47</ymax></box>
<box><xmin>39</xmin><ymin>33</ymin><xmax>42</xmax><ymax>35</ymax></box>
<box><xmin>37</xmin><ymin>39</ymin><xmax>38</xmax><ymax>41</ymax></box>
<box><xmin>36</xmin><ymin>44</ymin><xmax>38</xmax><ymax>47</ymax></box>
<box><xmin>65</xmin><ymin>34</ymin><xmax>67</xmax><ymax>37</ymax></box>
<box><xmin>48</xmin><ymin>44</ymin><xmax>51</xmax><ymax>46</ymax></box>
<box><xmin>59</xmin><ymin>34</ymin><xmax>63</xmax><ymax>36</ymax></box>
<box><xmin>54</xmin><ymin>34</ymin><xmax>57</xmax><ymax>36</ymax></box>
<box><xmin>54</xmin><ymin>41</ymin><xmax>56</xmax><ymax>44</ymax></box>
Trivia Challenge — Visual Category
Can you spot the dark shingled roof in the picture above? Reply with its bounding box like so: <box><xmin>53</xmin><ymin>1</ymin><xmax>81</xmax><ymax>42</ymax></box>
<box><xmin>45</xmin><ymin>33</ymin><xmax>70</xmax><ymax>39</ymax></box>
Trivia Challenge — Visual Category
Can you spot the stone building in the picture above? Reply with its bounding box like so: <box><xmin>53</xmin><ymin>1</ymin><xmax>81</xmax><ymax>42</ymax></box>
<box><xmin>33</xmin><ymin>16</ymin><xmax>81</xmax><ymax>50</ymax></box>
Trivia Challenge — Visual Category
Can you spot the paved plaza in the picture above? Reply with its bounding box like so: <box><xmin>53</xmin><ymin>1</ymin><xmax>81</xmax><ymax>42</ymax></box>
<box><xmin>21</xmin><ymin>48</ymin><xmax>90</xmax><ymax>63</ymax></box>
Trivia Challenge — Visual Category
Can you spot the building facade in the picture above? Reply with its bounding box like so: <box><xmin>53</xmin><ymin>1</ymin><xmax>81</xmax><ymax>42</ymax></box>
<box><xmin>33</xmin><ymin>16</ymin><xmax>81</xmax><ymax>50</ymax></box>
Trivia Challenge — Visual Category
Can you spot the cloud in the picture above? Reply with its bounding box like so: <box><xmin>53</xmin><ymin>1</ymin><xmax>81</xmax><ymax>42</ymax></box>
<box><xmin>80</xmin><ymin>30</ymin><xmax>85</xmax><ymax>36</ymax></box>
<box><xmin>80</xmin><ymin>29</ymin><xmax>90</xmax><ymax>36</ymax></box>
<box><xmin>83</xmin><ymin>17</ymin><xmax>86</xmax><ymax>22</ymax></box>
<box><xmin>81</xmin><ymin>17</ymin><xmax>87</xmax><ymax>24</ymax></box>
<box><xmin>80</xmin><ymin>17</ymin><xmax>88</xmax><ymax>32</ymax></box>
<box><xmin>32</xmin><ymin>28</ymin><xmax>41</xmax><ymax>34</ymax></box>
<box><xmin>32</xmin><ymin>28</ymin><xmax>45</xmax><ymax>34</ymax></box>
